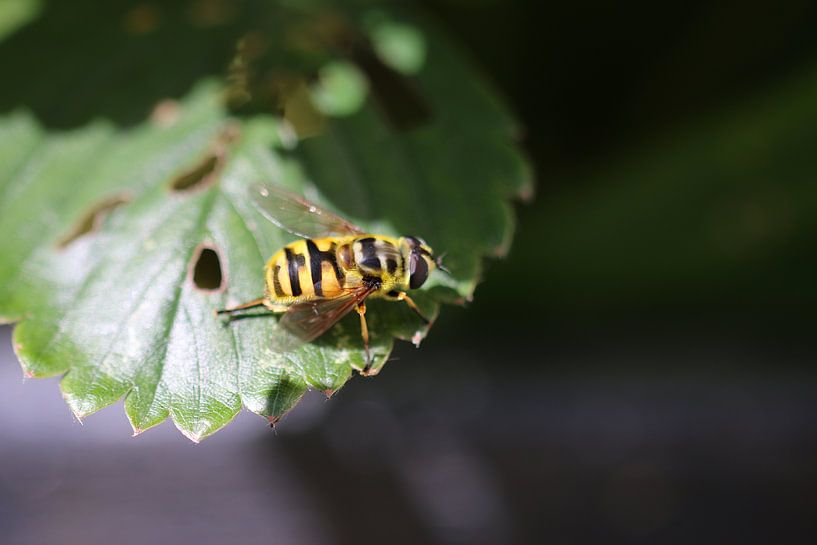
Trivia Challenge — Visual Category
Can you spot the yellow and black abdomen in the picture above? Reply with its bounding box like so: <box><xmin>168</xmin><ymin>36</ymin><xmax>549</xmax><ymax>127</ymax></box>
<box><xmin>265</xmin><ymin>236</ymin><xmax>356</xmax><ymax>304</ymax></box>
<box><xmin>263</xmin><ymin>235</ymin><xmax>408</xmax><ymax>307</ymax></box>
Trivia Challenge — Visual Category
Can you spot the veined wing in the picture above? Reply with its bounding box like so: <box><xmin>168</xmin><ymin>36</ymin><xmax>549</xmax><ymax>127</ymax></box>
<box><xmin>250</xmin><ymin>183</ymin><xmax>365</xmax><ymax>239</ymax></box>
<box><xmin>278</xmin><ymin>284</ymin><xmax>377</xmax><ymax>344</ymax></box>
<box><xmin>271</xmin><ymin>285</ymin><xmax>376</xmax><ymax>355</ymax></box>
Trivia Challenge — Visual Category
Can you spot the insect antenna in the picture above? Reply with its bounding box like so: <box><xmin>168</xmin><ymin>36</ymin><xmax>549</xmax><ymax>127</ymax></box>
<box><xmin>435</xmin><ymin>252</ymin><xmax>451</xmax><ymax>274</ymax></box>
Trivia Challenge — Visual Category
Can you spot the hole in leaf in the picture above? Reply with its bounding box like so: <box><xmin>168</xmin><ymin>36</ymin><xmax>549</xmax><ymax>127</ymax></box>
<box><xmin>350</xmin><ymin>40</ymin><xmax>431</xmax><ymax>131</ymax></box>
<box><xmin>191</xmin><ymin>246</ymin><xmax>224</xmax><ymax>291</ymax></box>
<box><xmin>56</xmin><ymin>193</ymin><xmax>132</xmax><ymax>249</ymax></box>
<box><xmin>170</xmin><ymin>154</ymin><xmax>219</xmax><ymax>192</ymax></box>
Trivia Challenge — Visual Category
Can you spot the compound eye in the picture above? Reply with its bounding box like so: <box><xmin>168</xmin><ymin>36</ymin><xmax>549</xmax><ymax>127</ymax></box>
<box><xmin>409</xmin><ymin>253</ymin><xmax>429</xmax><ymax>289</ymax></box>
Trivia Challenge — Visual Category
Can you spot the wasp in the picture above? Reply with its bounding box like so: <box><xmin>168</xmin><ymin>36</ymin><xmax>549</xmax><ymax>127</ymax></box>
<box><xmin>217</xmin><ymin>184</ymin><xmax>446</xmax><ymax>374</ymax></box>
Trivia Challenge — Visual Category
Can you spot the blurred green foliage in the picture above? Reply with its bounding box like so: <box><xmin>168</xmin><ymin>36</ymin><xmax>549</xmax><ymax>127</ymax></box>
<box><xmin>419</xmin><ymin>0</ymin><xmax>817</xmax><ymax>326</ymax></box>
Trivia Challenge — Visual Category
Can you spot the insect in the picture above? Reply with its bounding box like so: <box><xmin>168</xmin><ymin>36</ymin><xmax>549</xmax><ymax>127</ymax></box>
<box><xmin>217</xmin><ymin>184</ymin><xmax>446</xmax><ymax>374</ymax></box>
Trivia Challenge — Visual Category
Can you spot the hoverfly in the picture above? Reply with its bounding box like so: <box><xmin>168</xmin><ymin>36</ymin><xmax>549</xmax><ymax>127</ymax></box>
<box><xmin>217</xmin><ymin>184</ymin><xmax>446</xmax><ymax>374</ymax></box>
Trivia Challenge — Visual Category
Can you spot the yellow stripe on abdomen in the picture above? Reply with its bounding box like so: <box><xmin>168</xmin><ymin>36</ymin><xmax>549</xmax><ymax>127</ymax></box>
<box><xmin>265</xmin><ymin>238</ymin><xmax>352</xmax><ymax>304</ymax></box>
<box><xmin>265</xmin><ymin>250</ymin><xmax>291</xmax><ymax>302</ymax></box>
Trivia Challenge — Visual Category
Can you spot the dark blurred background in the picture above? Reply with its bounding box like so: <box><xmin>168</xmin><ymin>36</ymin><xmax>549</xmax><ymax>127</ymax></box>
<box><xmin>3</xmin><ymin>0</ymin><xmax>817</xmax><ymax>544</ymax></box>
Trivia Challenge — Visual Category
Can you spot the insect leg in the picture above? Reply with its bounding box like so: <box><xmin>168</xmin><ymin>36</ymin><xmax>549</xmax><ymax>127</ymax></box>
<box><xmin>216</xmin><ymin>297</ymin><xmax>267</xmax><ymax>316</ymax></box>
<box><xmin>356</xmin><ymin>302</ymin><xmax>372</xmax><ymax>374</ymax></box>
<box><xmin>395</xmin><ymin>292</ymin><xmax>430</xmax><ymax>324</ymax></box>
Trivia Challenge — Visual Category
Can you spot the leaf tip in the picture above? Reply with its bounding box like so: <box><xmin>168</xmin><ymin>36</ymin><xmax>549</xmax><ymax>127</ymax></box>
<box><xmin>17</xmin><ymin>348</ymin><xmax>37</xmax><ymax>380</ymax></box>
<box><xmin>359</xmin><ymin>366</ymin><xmax>381</xmax><ymax>377</ymax></box>
<box><xmin>150</xmin><ymin>99</ymin><xmax>181</xmax><ymax>128</ymax></box>
<box><xmin>177</xmin><ymin>423</ymin><xmax>205</xmax><ymax>443</ymax></box>
<box><xmin>176</xmin><ymin>417</ymin><xmax>228</xmax><ymax>443</ymax></box>
<box><xmin>183</xmin><ymin>433</ymin><xmax>202</xmax><ymax>444</ymax></box>
<box><xmin>62</xmin><ymin>387</ymin><xmax>110</xmax><ymax>424</ymax></box>
<box><xmin>11</xmin><ymin>340</ymin><xmax>32</xmax><ymax>378</ymax></box>
<box><xmin>62</xmin><ymin>394</ymin><xmax>90</xmax><ymax>423</ymax></box>
<box><xmin>518</xmin><ymin>179</ymin><xmax>536</xmax><ymax>203</ymax></box>
<box><xmin>322</xmin><ymin>388</ymin><xmax>336</xmax><ymax>399</ymax></box>
<box><xmin>72</xmin><ymin>410</ymin><xmax>85</xmax><ymax>426</ymax></box>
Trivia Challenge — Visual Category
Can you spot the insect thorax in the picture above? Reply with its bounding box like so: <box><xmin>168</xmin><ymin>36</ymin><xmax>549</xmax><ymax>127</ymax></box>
<box><xmin>351</xmin><ymin>236</ymin><xmax>407</xmax><ymax>289</ymax></box>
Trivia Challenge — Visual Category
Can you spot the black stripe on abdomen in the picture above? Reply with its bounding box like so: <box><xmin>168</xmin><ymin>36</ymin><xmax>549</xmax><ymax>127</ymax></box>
<box><xmin>285</xmin><ymin>248</ymin><xmax>304</xmax><ymax>296</ymax></box>
<box><xmin>306</xmin><ymin>240</ymin><xmax>343</xmax><ymax>296</ymax></box>
<box><xmin>272</xmin><ymin>264</ymin><xmax>284</xmax><ymax>297</ymax></box>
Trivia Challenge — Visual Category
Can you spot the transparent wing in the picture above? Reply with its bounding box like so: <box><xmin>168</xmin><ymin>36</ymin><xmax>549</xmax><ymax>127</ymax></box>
<box><xmin>275</xmin><ymin>284</ymin><xmax>377</xmax><ymax>349</ymax></box>
<box><xmin>250</xmin><ymin>183</ymin><xmax>365</xmax><ymax>239</ymax></box>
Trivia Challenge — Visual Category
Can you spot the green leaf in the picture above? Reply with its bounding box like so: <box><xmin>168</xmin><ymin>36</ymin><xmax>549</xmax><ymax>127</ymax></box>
<box><xmin>0</xmin><ymin>0</ymin><xmax>40</xmax><ymax>42</ymax></box>
<box><xmin>0</xmin><ymin>1</ymin><xmax>531</xmax><ymax>441</ymax></box>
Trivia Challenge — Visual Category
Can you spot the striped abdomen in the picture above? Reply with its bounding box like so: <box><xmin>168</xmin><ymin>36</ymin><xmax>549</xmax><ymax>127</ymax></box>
<box><xmin>265</xmin><ymin>237</ymin><xmax>354</xmax><ymax>303</ymax></box>
<box><xmin>264</xmin><ymin>235</ymin><xmax>407</xmax><ymax>305</ymax></box>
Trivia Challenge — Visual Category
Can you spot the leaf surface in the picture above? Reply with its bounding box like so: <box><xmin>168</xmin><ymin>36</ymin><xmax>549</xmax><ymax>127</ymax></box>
<box><xmin>0</xmin><ymin>0</ymin><xmax>531</xmax><ymax>440</ymax></box>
